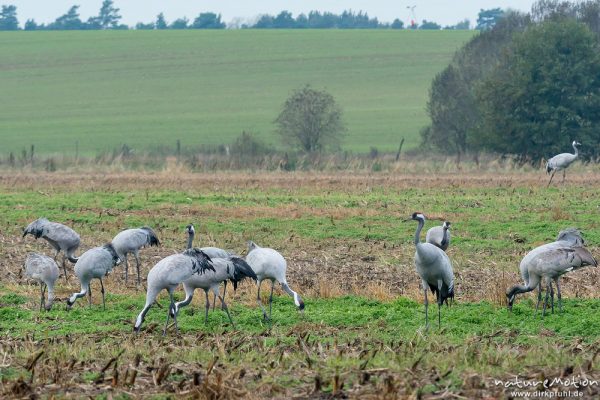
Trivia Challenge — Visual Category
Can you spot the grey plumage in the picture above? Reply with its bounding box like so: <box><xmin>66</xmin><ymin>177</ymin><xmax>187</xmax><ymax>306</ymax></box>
<box><xmin>174</xmin><ymin>256</ymin><xmax>257</xmax><ymax>327</ymax></box>
<box><xmin>425</xmin><ymin>221</ymin><xmax>451</xmax><ymax>251</ymax></box>
<box><xmin>24</xmin><ymin>253</ymin><xmax>59</xmax><ymax>311</ymax></box>
<box><xmin>245</xmin><ymin>240</ymin><xmax>305</xmax><ymax>321</ymax></box>
<box><xmin>66</xmin><ymin>243</ymin><xmax>122</xmax><ymax>310</ymax></box>
<box><xmin>23</xmin><ymin>218</ymin><xmax>80</xmax><ymax>279</ymax></box>
<box><xmin>111</xmin><ymin>226</ymin><xmax>160</xmax><ymax>285</ymax></box>
<box><xmin>507</xmin><ymin>229</ymin><xmax>596</xmax><ymax>315</ymax></box>
<box><xmin>134</xmin><ymin>248</ymin><xmax>214</xmax><ymax>335</ymax></box>
<box><xmin>546</xmin><ymin>141</ymin><xmax>581</xmax><ymax>187</ymax></box>
<box><xmin>410</xmin><ymin>213</ymin><xmax>454</xmax><ymax>330</ymax></box>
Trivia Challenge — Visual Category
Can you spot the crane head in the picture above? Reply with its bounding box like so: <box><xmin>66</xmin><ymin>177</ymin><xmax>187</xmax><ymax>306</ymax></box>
<box><xmin>186</xmin><ymin>224</ymin><xmax>195</xmax><ymax>235</ymax></box>
<box><xmin>443</xmin><ymin>221</ymin><xmax>451</xmax><ymax>229</ymax></box>
<box><xmin>573</xmin><ymin>140</ymin><xmax>581</xmax><ymax>147</ymax></box>
<box><xmin>411</xmin><ymin>212</ymin><xmax>426</xmax><ymax>221</ymax></box>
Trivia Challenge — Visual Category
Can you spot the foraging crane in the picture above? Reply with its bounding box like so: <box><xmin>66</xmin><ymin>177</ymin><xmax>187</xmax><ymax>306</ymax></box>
<box><xmin>111</xmin><ymin>226</ymin><xmax>160</xmax><ymax>285</ymax></box>
<box><xmin>23</xmin><ymin>218</ymin><xmax>80</xmax><ymax>279</ymax></box>
<box><xmin>409</xmin><ymin>212</ymin><xmax>454</xmax><ymax>329</ymax></box>
<box><xmin>185</xmin><ymin>223</ymin><xmax>233</xmax><ymax>310</ymax></box>
<box><xmin>546</xmin><ymin>141</ymin><xmax>581</xmax><ymax>187</ymax></box>
<box><xmin>173</xmin><ymin>256</ymin><xmax>257</xmax><ymax>327</ymax></box>
<box><xmin>24</xmin><ymin>253</ymin><xmax>59</xmax><ymax>311</ymax></box>
<box><xmin>507</xmin><ymin>228</ymin><xmax>596</xmax><ymax>315</ymax></box>
<box><xmin>245</xmin><ymin>241</ymin><xmax>304</xmax><ymax>320</ymax></box>
<box><xmin>133</xmin><ymin>248</ymin><xmax>214</xmax><ymax>335</ymax></box>
<box><xmin>66</xmin><ymin>243</ymin><xmax>122</xmax><ymax>310</ymax></box>
<box><xmin>425</xmin><ymin>221</ymin><xmax>451</xmax><ymax>251</ymax></box>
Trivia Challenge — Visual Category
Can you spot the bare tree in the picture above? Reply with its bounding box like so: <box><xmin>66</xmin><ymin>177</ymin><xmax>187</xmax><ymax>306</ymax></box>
<box><xmin>275</xmin><ymin>85</ymin><xmax>345</xmax><ymax>153</ymax></box>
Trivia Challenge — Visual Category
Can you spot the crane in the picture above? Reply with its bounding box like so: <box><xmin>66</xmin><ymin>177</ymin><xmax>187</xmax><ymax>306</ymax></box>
<box><xmin>111</xmin><ymin>226</ymin><xmax>160</xmax><ymax>285</ymax></box>
<box><xmin>546</xmin><ymin>141</ymin><xmax>581</xmax><ymax>187</ymax></box>
<box><xmin>24</xmin><ymin>253</ymin><xmax>59</xmax><ymax>311</ymax></box>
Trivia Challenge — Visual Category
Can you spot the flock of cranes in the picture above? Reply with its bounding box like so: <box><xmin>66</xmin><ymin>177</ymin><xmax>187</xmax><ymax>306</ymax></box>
<box><xmin>20</xmin><ymin>140</ymin><xmax>593</xmax><ymax>334</ymax></box>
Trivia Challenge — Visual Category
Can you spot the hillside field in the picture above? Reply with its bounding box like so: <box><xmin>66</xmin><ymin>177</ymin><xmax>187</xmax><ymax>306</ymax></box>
<box><xmin>1</xmin><ymin>171</ymin><xmax>600</xmax><ymax>398</ymax></box>
<box><xmin>0</xmin><ymin>30</ymin><xmax>474</xmax><ymax>156</ymax></box>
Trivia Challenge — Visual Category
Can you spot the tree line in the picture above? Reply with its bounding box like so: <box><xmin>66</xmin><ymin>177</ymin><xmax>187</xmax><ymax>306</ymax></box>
<box><xmin>0</xmin><ymin>1</ymin><xmax>506</xmax><ymax>31</ymax></box>
<box><xmin>424</xmin><ymin>0</ymin><xmax>600</xmax><ymax>164</ymax></box>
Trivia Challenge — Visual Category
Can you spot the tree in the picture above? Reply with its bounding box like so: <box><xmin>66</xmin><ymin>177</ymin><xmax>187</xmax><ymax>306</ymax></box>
<box><xmin>477</xmin><ymin>19</ymin><xmax>600</xmax><ymax>161</ymax></box>
<box><xmin>155</xmin><ymin>13</ymin><xmax>167</xmax><ymax>29</ymax></box>
<box><xmin>88</xmin><ymin>0</ymin><xmax>121</xmax><ymax>29</ymax></box>
<box><xmin>273</xmin><ymin>11</ymin><xmax>295</xmax><ymax>28</ymax></box>
<box><xmin>276</xmin><ymin>85</ymin><xmax>345</xmax><ymax>153</ymax></box>
<box><xmin>191</xmin><ymin>12</ymin><xmax>225</xmax><ymax>29</ymax></box>
<box><xmin>0</xmin><ymin>5</ymin><xmax>19</xmax><ymax>30</ymax></box>
<box><xmin>446</xmin><ymin>19</ymin><xmax>470</xmax><ymax>30</ymax></box>
<box><xmin>24</xmin><ymin>19</ymin><xmax>38</xmax><ymax>30</ymax></box>
<box><xmin>170</xmin><ymin>18</ymin><xmax>188</xmax><ymax>29</ymax></box>
<box><xmin>48</xmin><ymin>6</ymin><xmax>83</xmax><ymax>30</ymax></box>
<box><xmin>476</xmin><ymin>8</ymin><xmax>505</xmax><ymax>30</ymax></box>
<box><xmin>391</xmin><ymin>18</ymin><xmax>404</xmax><ymax>29</ymax></box>
<box><xmin>136</xmin><ymin>22</ymin><xmax>155</xmax><ymax>30</ymax></box>
<box><xmin>420</xmin><ymin>20</ymin><xmax>441</xmax><ymax>30</ymax></box>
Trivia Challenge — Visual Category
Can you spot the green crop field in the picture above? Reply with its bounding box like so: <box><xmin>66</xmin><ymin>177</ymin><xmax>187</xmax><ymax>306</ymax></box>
<box><xmin>1</xmin><ymin>171</ymin><xmax>600</xmax><ymax>398</ymax></box>
<box><xmin>0</xmin><ymin>30</ymin><xmax>474</xmax><ymax>156</ymax></box>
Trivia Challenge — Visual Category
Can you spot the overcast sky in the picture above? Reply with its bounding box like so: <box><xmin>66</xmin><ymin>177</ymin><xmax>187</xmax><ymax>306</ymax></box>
<box><xmin>8</xmin><ymin>1</ymin><xmax>538</xmax><ymax>27</ymax></box>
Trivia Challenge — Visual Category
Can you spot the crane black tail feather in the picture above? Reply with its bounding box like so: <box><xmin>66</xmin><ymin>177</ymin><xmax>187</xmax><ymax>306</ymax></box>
<box><xmin>230</xmin><ymin>257</ymin><xmax>258</xmax><ymax>290</ymax></box>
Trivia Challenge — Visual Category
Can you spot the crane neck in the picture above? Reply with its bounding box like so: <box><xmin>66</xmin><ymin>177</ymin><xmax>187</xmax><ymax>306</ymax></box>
<box><xmin>414</xmin><ymin>218</ymin><xmax>424</xmax><ymax>246</ymax></box>
<box><xmin>573</xmin><ymin>143</ymin><xmax>579</xmax><ymax>157</ymax></box>
<box><xmin>441</xmin><ymin>227</ymin><xmax>449</xmax><ymax>247</ymax></box>
<box><xmin>186</xmin><ymin>231</ymin><xmax>194</xmax><ymax>250</ymax></box>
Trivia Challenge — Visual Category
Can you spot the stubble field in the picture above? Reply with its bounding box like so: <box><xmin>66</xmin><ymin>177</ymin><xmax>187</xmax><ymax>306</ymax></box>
<box><xmin>1</xmin><ymin>170</ymin><xmax>600</xmax><ymax>399</ymax></box>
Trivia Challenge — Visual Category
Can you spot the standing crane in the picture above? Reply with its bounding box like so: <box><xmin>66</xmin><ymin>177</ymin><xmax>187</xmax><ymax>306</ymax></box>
<box><xmin>24</xmin><ymin>253</ymin><xmax>59</xmax><ymax>311</ymax></box>
<box><xmin>173</xmin><ymin>256</ymin><xmax>257</xmax><ymax>327</ymax></box>
<box><xmin>426</xmin><ymin>221</ymin><xmax>451</xmax><ymax>251</ymax></box>
<box><xmin>245</xmin><ymin>241</ymin><xmax>304</xmax><ymax>320</ymax></box>
<box><xmin>133</xmin><ymin>248</ymin><xmax>214</xmax><ymax>335</ymax></box>
<box><xmin>185</xmin><ymin>223</ymin><xmax>233</xmax><ymax>310</ymax></box>
<box><xmin>546</xmin><ymin>141</ymin><xmax>581</xmax><ymax>187</ymax></box>
<box><xmin>409</xmin><ymin>212</ymin><xmax>454</xmax><ymax>329</ymax></box>
<box><xmin>111</xmin><ymin>226</ymin><xmax>160</xmax><ymax>286</ymax></box>
<box><xmin>66</xmin><ymin>243</ymin><xmax>122</xmax><ymax>310</ymax></box>
<box><xmin>507</xmin><ymin>228</ymin><xmax>596</xmax><ymax>315</ymax></box>
<box><xmin>23</xmin><ymin>218</ymin><xmax>80</xmax><ymax>280</ymax></box>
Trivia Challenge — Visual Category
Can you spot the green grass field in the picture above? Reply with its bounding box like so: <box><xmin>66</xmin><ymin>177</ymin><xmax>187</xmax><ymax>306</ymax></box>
<box><xmin>0</xmin><ymin>30</ymin><xmax>474</xmax><ymax>156</ymax></box>
<box><xmin>1</xmin><ymin>172</ymin><xmax>600</xmax><ymax>397</ymax></box>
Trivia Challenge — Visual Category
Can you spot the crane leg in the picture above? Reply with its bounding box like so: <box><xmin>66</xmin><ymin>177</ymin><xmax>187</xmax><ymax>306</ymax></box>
<box><xmin>256</xmin><ymin>280</ymin><xmax>269</xmax><ymax>320</ymax></box>
<box><xmin>205</xmin><ymin>290</ymin><xmax>210</xmax><ymax>324</ymax></box>
<box><xmin>534</xmin><ymin>283</ymin><xmax>542</xmax><ymax>315</ymax></box>
<box><xmin>61</xmin><ymin>254</ymin><xmax>68</xmax><ymax>282</ymax></box>
<box><xmin>163</xmin><ymin>290</ymin><xmax>174</xmax><ymax>336</ymax></box>
<box><xmin>562</xmin><ymin>170</ymin><xmax>566</xmax><ymax>184</ymax></box>
<box><xmin>213</xmin><ymin>281</ymin><xmax>227</xmax><ymax>312</ymax></box>
<box><xmin>555</xmin><ymin>278</ymin><xmax>562</xmax><ymax>313</ymax></box>
<box><xmin>423</xmin><ymin>283</ymin><xmax>429</xmax><ymax>331</ymax></box>
<box><xmin>542</xmin><ymin>281</ymin><xmax>551</xmax><ymax>317</ymax></box>
<box><xmin>87</xmin><ymin>284</ymin><xmax>92</xmax><ymax>307</ymax></box>
<box><xmin>134</xmin><ymin>253</ymin><xmax>141</xmax><ymax>287</ymax></box>
<box><xmin>171</xmin><ymin>292</ymin><xmax>179</xmax><ymax>334</ymax></box>
<box><xmin>269</xmin><ymin>280</ymin><xmax>275</xmax><ymax>321</ymax></box>
<box><xmin>39</xmin><ymin>283</ymin><xmax>45</xmax><ymax>311</ymax></box>
<box><xmin>547</xmin><ymin>170</ymin><xmax>556</xmax><ymax>187</ymax></box>
<box><xmin>550</xmin><ymin>281</ymin><xmax>555</xmax><ymax>314</ymax></box>
<box><xmin>100</xmin><ymin>278</ymin><xmax>106</xmax><ymax>311</ymax></box>
<box><xmin>124</xmin><ymin>254</ymin><xmax>129</xmax><ymax>285</ymax></box>
<box><xmin>218</xmin><ymin>295</ymin><xmax>235</xmax><ymax>328</ymax></box>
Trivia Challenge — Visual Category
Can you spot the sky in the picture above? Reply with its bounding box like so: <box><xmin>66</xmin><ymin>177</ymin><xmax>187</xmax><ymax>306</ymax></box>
<box><xmin>7</xmin><ymin>1</ymin><xmax>539</xmax><ymax>28</ymax></box>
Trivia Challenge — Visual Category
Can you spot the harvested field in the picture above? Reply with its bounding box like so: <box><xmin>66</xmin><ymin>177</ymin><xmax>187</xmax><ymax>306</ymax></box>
<box><xmin>1</xmin><ymin>171</ymin><xmax>600</xmax><ymax>399</ymax></box>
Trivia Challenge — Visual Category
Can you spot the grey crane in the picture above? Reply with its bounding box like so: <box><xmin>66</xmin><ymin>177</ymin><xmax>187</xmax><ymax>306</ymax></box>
<box><xmin>425</xmin><ymin>221</ymin><xmax>451</xmax><ymax>251</ymax></box>
<box><xmin>173</xmin><ymin>256</ymin><xmax>257</xmax><ymax>327</ymax></box>
<box><xmin>409</xmin><ymin>212</ymin><xmax>455</xmax><ymax>329</ymax></box>
<box><xmin>185</xmin><ymin>223</ymin><xmax>233</xmax><ymax>310</ymax></box>
<box><xmin>24</xmin><ymin>253</ymin><xmax>59</xmax><ymax>311</ymax></box>
<box><xmin>507</xmin><ymin>228</ymin><xmax>597</xmax><ymax>315</ymax></box>
<box><xmin>111</xmin><ymin>226</ymin><xmax>160</xmax><ymax>286</ymax></box>
<box><xmin>245</xmin><ymin>241</ymin><xmax>304</xmax><ymax>320</ymax></box>
<box><xmin>546</xmin><ymin>141</ymin><xmax>581</xmax><ymax>187</ymax></box>
<box><xmin>23</xmin><ymin>218</ymin><xmax>80</xmax><ymax>279</ymax></box>
<box><xmin>66</xmin><ymin>243</ymin><xmax>122</xmax><ymax>310</ymax></box>
<box><xmin>133</xmin><ymin>248</ymin><xmax>214</xmax><ymax>335</ymax></box>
